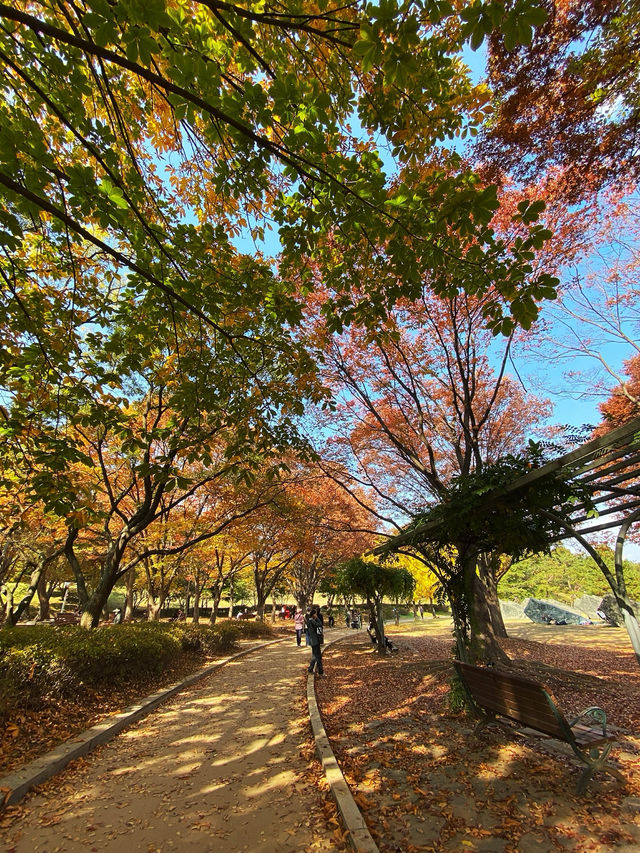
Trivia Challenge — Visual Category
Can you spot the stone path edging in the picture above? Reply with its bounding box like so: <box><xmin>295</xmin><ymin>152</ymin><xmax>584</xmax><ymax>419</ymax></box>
<box><xmin>307</xmin><ymin>636</ymin><xmax>380</xmax><ymax>853</ymax></box>
<box><xmin>0</xmin><ymin>637</ymin><xmax>283</xmax><ymax>809</ymax></box>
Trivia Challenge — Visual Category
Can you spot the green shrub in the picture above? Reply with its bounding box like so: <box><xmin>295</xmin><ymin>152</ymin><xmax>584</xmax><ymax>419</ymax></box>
<box><xmin>0</xmin><ymin>618</ymin><xmax>275</xmax><ymax>722</ymax></box>
<box><xmin>0</xmin><ymin>623</ymin><xmax>177</xmax><ymax>720</ymax></box>
<box><xmin>168</xmin><ymin>621</ymin><xmax>240</xmax><ymax>655</ymax></box>
<box><xmin>232</xmin><ymin>619</ymin><xmax>274</xmax><ymax>639</ymax></box>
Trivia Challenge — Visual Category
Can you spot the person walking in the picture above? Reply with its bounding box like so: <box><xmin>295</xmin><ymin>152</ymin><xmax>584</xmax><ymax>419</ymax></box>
<box><xmin>294</xmin><ymin>607</ymin><xmax>305</xmax><ymax>646</ymax></box>
<box><xmin>306</xmin><ymin>606</ymin><xmax>324</xmax><ymax>676</ymax></box>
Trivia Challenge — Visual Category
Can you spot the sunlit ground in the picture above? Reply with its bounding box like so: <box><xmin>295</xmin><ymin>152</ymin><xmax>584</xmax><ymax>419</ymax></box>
<box><xmin>386</xmin><ymin>613</ymin><xmax>635</xmax><ymax>653</ymax></box>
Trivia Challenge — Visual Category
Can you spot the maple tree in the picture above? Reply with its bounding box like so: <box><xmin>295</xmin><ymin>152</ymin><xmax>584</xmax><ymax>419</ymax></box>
<box><xmin>479</xmin><ymin>0</ymin><xmax>640</xmax><ymax>202</ymax></box>
<box><xmin>282</xmin><ymin>465</ymin><xmax>376</xmax><ymax>610</ymax></box>
<box><xmin>238</xmin><ymin>488</ymin><xmax>302</xmax><ymax>621</ymax></box>
<box><xmin>50</xmin><ymin>388</ymin><xmax>284</xmax><ymax>626</ymax></box>
<box><xmin>0</xmin><ymin>0</ymin><xmax>557</xmax><ymax>336</ymax></box>
<box><xmin>0</xmin><ymin>0</ymin><xmax>562</xmax><ymax>634</ymax></box>
<box><xmin>203</xmin><ymin>536</ymin><xmax>253</xmax><ymax>624</ymax></box>
<box><xmin>311</xmin><ymin>286</ymin><xmax>552</xmax><ymax>661</ymax></box>
<box><xmin>0</xmin><ymin>502</ymin><xmax>66</xmax><ymax>626</ymax></box>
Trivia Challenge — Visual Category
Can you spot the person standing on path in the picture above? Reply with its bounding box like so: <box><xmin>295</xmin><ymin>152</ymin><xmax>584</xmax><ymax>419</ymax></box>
<box><xmin>307</xmin><ymin>606</ymin><xmax>324</xmax><ymax>675</ymax></box>
<box><xmin>294</xmin><ymin>607</ymin><xmax>305</xmax><ymax>646</ymax></box>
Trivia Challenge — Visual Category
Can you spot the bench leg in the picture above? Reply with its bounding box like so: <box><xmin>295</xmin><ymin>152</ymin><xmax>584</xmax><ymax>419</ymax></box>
<box><xmin>575</xmin><ymin>743</ymin><xmax>626</xmax><ymax>795</ymax></box>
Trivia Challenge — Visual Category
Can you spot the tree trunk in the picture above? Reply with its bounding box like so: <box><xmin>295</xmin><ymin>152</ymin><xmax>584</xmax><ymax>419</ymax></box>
<box><xmin>209</xmin><ymin>587</ymin><xmax>223</xmax><ymax>625</ymax></box>
<box><xmin>254</xmin><ymin>576</ymin><xmax>266</xmax><ymax>621</ymax></box>
<box><xmin>3</xmin><ymin>585</ymin><xmax>14</xmax><ymax>623</ymax></box>
<box><xmin>468</xmin><ymin>573</ymin><xmax>510</xmax><ymax>666</ymax></box>
<box><xmin>78</xmin><ymin>545</ymin><xmax>124</xmax><ymax>628</ymax></box>
<box><xmin>448</xmin><ymin>592</ymin><xmax>469</xmax><ymax>662</ymax></box>
<box><xmin>124</xmin><ymin>567</ymin><xmax>136</xmax><ymax>622</ymax></box>
<box><xmin>192</xmin><ymin>587</ymin><xmax>201</xmax><ymax>624</ymax></box>
<box><xmin>614</xmin><ymin>508</ymin><xmax>640</xmax><ymax>666</ymax></box>
<box><xmin>37</xmin><ymin>573</ymin><xmax>51</xmax><ymax>621</ymax></box>
<box><xmin>64</xmin><ymin>527</ymin><xmax>90</xmax><ymax>607</ymax></box>
<box><xmin>148</xmin><ymin>596</ymin><xmax>164</xmax><ymax>621</ymax></box>
<box><xmin>8</xmin><ymin>562</ymin><xmax>46</xmax><ymax>625</ymax></box>
<box><xmin>478</xmin><ymin>553</ymin><xmax>507</xmax><ymax>638</ymax></box>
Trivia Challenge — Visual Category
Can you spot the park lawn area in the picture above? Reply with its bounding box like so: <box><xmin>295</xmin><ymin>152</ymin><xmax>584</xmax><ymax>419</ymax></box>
<box><xmin>316</xmin><ymin>619</ymin><xmax>640</xmax><ymax>853</ymax></box>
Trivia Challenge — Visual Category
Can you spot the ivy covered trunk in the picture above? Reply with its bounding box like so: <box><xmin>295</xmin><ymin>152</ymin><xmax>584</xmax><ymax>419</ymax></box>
<box><xmin>468</xmin><ymin>573</ymin><xmax>510</xmax><ymax>665</ymax></box>
<box><xmin>449</xmin><ymin>548</ymin><xmax>509</xmax><ymax>666</ymax></box>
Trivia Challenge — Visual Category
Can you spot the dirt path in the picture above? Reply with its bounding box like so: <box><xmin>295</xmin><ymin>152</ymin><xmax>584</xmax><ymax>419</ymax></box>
<box><xmin>0</xmin><ymin>634</ymin><xmax>349</xmax><ymax>853</ymax></box>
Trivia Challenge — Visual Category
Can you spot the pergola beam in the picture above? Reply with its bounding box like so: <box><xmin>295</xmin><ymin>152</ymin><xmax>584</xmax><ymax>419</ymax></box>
<box><xmin>371</xmin><ymin>416</ymin><xmax>640</xmax><ymax>556</ymax></box>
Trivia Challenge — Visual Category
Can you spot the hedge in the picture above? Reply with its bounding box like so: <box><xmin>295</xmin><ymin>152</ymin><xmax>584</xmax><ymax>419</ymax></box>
<box><xmin>0</xmin><ymin>619</ymin><xmax>274</xmax><ymax>721</ymax></box>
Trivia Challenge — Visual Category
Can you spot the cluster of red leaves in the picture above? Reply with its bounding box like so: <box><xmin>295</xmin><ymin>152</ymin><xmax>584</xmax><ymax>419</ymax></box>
<box><xmin>316</xmin><ymin>630</ymin><xmax>640</xmax><ymax>853</ymax></box>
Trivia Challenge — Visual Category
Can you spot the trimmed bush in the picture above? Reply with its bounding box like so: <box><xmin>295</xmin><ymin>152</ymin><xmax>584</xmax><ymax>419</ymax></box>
<box><xmin>0</xmin><ymin>619</ymin><xmax>273</xmax><ymax>721</ymax></box>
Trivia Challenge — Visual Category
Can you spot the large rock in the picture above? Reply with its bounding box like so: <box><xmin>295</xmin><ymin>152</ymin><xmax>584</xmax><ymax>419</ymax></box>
<box><xmin>598</xmin><ymin>594</ymin><xmax>639</xmax><ymax>627</ymax></box>
<box><xmin>572</xmin><ymin>594</ymin><xmax>603</xmax><ymax>621</ymax></box>
<box><xmin>499</xmin><ymin>599</ymin><xmax>529</xmax><ymax>621</ymax></box>
<box><xmin>523</xmin><ymin>597</ymin><xmax>588</xmax><ymax>625</ymax></box>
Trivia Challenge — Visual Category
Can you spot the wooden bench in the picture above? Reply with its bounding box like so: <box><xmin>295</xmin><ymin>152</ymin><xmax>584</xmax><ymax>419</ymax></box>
<box><xmin>454</xmin><ymin>661</ymin><xmax>625</xmax><ymax>794</ymax></box>
<box><xmin>53</xmin><ymin>611</ymin><xmax>81</xmax><ymax>625</ymax></box>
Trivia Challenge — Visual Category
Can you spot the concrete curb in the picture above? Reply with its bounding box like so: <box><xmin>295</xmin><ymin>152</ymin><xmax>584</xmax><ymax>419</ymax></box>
<box><xmin>307</xmin><ymin>634</ymin><xmax>380</xmax><ymax>853</ymax></box>
<box><xmin>0</xmin><ymin>637</ymin><xmax>284</xmax><ymax>809</ymax></box>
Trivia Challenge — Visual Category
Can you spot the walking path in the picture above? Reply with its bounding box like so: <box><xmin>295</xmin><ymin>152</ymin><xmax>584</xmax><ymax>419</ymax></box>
<box><xmin>0</xmin><ymin>631</ymin><xmax>353</xmax><ymax>853</ymax></box>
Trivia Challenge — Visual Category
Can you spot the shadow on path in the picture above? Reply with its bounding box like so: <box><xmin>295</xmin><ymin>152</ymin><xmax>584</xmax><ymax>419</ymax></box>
<box><xmin>0</xmin><ymin>633</ymin><xmax>351</xmax><ymax>853</ymax></box>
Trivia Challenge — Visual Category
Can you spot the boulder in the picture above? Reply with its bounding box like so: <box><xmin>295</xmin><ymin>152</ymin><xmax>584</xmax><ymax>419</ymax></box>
<box><xmin>572</xmin><ymin>594</ymin><xmax>603</xmax><ymax>621</ymax></box>
<box><xmin>523</xmin><ymin>597</ymin><xmax>588</xmax><ymax>626</ymax></box>
<box><xmin>499</xmin><ymin>599</ymin><xmax>529</xmax><ymax>621</ymax></box>
<box><xmin>598</xmin><ymin>594</ymin><xmax>639</xmax><ymax>627</ymax></box>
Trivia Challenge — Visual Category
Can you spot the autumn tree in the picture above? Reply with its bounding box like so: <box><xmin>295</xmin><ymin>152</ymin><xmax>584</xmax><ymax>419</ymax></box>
<box><xmin>2</xmin><ymin>0</ymin><xmax>561</xmax><ymax>631</ymax></box>
<box><xmin>222</xmin><ymin>480</ymin><xmax>302</xmax><ymax>621</ymax></box>
<box><xmin>479</xmin><ymin>0</ymin><xmax>640</xmax><ymax>202</ymax></box>
<box><xmin>204</xmin><ymin>536</ymin><xmax>254</xmax><ymax>625</ymax></box>
<box><xmin>310</xmin><ymin>285</ymin><xmax>553</xmax><ymax>661</ymax></box>
<box><xmin>336</xmin><ymin>557</ymin><xmax>414</xmax><ymax>654</ymax></box>
<box><xmin>282</xmin><ymin>466</ymin><xmax>376</xmax><ymax>611</ymax></box>
<box><xmin>0</xmin><ymin>501</ymin><xmax>66</xmax><ymax>625</ymax></box>
<box><xmin>391</xmin><ymin>552</ymin><xmax>441</xmax><ymax>616</ymax></box>
<box><xmin>55</xmin><ymin>378</ymin><xmax>290</xmax><ymax>626</ymax></box>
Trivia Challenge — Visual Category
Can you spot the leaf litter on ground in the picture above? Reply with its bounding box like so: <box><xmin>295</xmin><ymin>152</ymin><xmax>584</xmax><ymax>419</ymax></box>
<box><xmin>315</xmin><ymin>625</ymin><xmax>640</xmax><ymax>853</ymax></box>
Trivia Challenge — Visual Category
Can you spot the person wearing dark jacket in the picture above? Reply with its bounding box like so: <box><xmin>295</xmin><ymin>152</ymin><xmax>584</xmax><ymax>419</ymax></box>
<box><xmin>306</xmin><ymin>606</ymin><xmax>324</xmax><ymax>675</ymax></box>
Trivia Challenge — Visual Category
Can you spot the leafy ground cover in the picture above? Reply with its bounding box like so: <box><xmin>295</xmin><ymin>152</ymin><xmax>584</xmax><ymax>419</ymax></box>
<box><xmin>0</xmin><ymin>619</ymin><xmax>282</xmax><ymax>776</ymax></box>
<box><xmin>316</xmin><ymin>620</ymin><xmax>640</xmax><ymax>853</ymax></box>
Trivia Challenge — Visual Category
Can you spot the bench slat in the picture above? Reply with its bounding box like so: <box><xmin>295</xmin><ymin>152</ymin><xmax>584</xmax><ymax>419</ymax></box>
<box><xmin>456</xmin><ymin>664</ymin><xmax>566</xmax><ymax>738</ymax></box>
